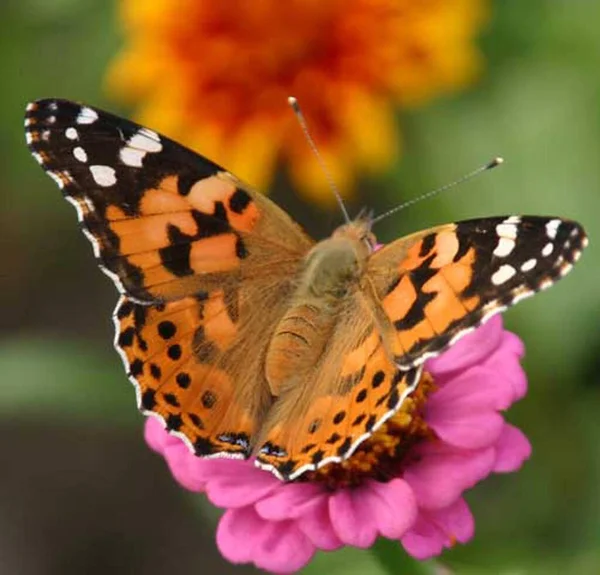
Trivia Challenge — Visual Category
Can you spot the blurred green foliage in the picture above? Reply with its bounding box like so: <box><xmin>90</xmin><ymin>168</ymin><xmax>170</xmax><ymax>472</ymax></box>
<box><xmin>1</xmin><ymin>1</ymin><xmax>599</xmax><ymax>573</ymax></box>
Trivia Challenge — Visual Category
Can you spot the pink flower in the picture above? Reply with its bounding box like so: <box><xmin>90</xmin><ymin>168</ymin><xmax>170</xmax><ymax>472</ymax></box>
<box><xmin>145</xmin><ymin>315</ymin><xmax>531</xmax><ymax>573</ymax></box>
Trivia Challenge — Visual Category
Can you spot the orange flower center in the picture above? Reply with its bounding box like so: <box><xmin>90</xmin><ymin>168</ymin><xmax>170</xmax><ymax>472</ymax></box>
<box><xmin>302</xmin><ymin>372</ymin><xmax>437</xmax><ymax>489</ymax></box>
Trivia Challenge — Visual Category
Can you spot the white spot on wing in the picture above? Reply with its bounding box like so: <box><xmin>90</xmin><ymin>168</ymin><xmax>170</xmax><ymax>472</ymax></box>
<box><xmin>491</xmin><ymin>264</ymin><xmax>516</xmax><ymax>285</ymax></box>
<box><xmin>520</xmin><ymin>258</ymin><xmax>537</xmax><ymax>272</ymax></box>
<box><xmin>73</xmin><ymin>146</ymin><xmax>88</xmax><ymax>163</ymax></box>
<box><xmin>542</xmin><ymin>242</ymin><xmax>554</xmax><ymax>257</ymax></box>
<box><xmin>65</xmin><ymin>127</ymin><xmax>78</xmax><ymax>140</ymax></box>
<box><xmin>76</xmin><ymin>106</ymin><xmax>99</xmax><ymax>125</ymax></box>
<box><xmin>496</xmin><ymin>222</ymin><xmax>518</xmax><ymax>239</ymax></box>
<box><xmin>546</xmin><ymin>219</ymin><xmax>561</xmax><ymax>239</ymax></box>
<box><xmin>119</xmin><ymin>147</ymin><xmax>145</xmax><ymax>167</ymax></box>
<box><xmin>493</xmin><ymin>237</ymin><xmax>515</xmax><ymax>257</ymax></box>
<box><xmin>129</xmin><ymin>129</ymin><xmax>163</xmax><ymax>153</ymax></box>
<box><xmin>138</xmin><ymin>127</ymin><xmax>161</xmax><ymax>143</ymax></box>
<box><xmin>504</xmin><ymin>216</ymin><xmax>521</xmax><ymax>224</ymax></box>
<box><xmin>90</xmin><ymin>165</ymin><xmax>116</xmax><ymax>187</ymax></box>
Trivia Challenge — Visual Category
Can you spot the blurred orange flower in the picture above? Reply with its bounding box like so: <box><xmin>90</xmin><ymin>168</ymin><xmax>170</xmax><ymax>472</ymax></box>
<box><xmin>106</xmin><ymin>0</ymin><xmax>487</xmax><ymax>204</ymax></box>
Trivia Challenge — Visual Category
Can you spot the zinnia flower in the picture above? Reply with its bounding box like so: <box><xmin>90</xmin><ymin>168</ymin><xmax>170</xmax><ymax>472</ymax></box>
<box><xmin>144</xmin><ymin>315</ymin><xmax>531</xmax><ymax>573</ymax></box>
<box><xmin>106</xmin><ymin>0</ymin><xmax>487</xmax><ymax>203</ymax></box>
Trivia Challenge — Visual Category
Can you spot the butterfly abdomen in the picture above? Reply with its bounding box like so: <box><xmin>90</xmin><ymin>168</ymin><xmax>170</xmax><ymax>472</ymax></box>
<box><xmin>265</xmin><ymin>303</ymin><xmax>331</xmax><ymax>396</ymax></box>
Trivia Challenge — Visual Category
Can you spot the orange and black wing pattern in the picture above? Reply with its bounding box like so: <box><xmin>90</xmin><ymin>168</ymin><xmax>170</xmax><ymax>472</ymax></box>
<box><xmin>25</xmin><ymin>99</ymin><xmax>313</xmax><ymax>459</ymax></box>
<box><xmin>370</xmin><ymin>216</ymin><xmax>587</xmax><ymax>369</ymax></box>
<box><xmin>25</xmin><ymin>99</ymin><xmax>312</xmax><ymax>303</ymax></box>
<box><xmin>255</xmin><ymin>291</ymin><xmax>423</xmax><ymax>480</ymax></box>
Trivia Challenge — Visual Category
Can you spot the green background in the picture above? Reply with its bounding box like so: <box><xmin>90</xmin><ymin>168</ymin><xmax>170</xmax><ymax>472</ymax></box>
<box><xmin>1</xmin><ymin>1</ymin><xmax>599</xmax><ymax>573</ymax></box>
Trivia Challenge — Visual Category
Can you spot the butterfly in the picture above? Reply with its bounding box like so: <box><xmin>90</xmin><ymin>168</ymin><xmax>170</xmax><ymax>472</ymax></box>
<box><xmin>25</xmin><ymin>99</ymin><xmax>587</xmax><ymax>481</ymax></box>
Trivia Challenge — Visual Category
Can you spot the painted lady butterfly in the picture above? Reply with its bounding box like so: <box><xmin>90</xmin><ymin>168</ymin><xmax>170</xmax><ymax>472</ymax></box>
<box><xmin>25</xmin><ymin>99</ymin><xmax>587</xmax><ymax>480</ymax></box>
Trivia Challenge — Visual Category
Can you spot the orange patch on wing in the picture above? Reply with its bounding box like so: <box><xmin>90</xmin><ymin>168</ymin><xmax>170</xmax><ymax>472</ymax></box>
<box><xmin>187</xmin><ymin>175</ymin><xmax>236</xmax><ymax>212</ymax></box>
<box><xmin>396</xmin><ymin>319</ymin><xmax>436</xmax><ymax>353</ymax></box>
<box><xmin>340</xmin><ymin>329</ymin><xmax>380</xmax><ymax>379</ymax></box>
<box><xmin>106</xmin><ymin>204</ymin><xmax>128</xmax><ymax>221</ymax></box>
<box><xmin>420</xmin><ymin>280</ymin><xmax>470</xmax><ymax>333</ymax></box>
<box><xmin>140</xmin><ymin>180</ymin><xmax>190</xmax><ymax>214</ymax></box>
<box><xmin>202</xmin><ymin>290</ymin><xmax>237</xmax><ymax>350</ymax></box>
<box><xmin>227</xmin><ymin>201</ymin><xmax>259</xmax><ymax>232</ymax></box>
<box><xmin>189</xmin><ymin>234</ymin><xmax>241</xmax><ymax>273</ymax></box>
<box><xmin>110</xmin><ymin>212</ymin><xmax>198</xmax><ymax>255</ymax></box>
<box><xmin>382</xmin><ymin>275</ymin><xmax>418</xmax><ymax>323</ymax></box>
<box><xmin>401</xmin><ymin>241</ymin><xmax>430</xmax><ymax>271</ymax></box>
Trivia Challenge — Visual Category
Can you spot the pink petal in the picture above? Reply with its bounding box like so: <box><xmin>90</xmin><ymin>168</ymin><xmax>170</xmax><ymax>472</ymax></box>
<box><xmin>430</xmin><ymin>498</ymin><xmax>475</xmax><ymax>544</ymax></box>
<box><xmin>493</xmin><ymin>424</ymin><xmax>532</xmax><ymax>473</ymax></box>
<box><xmin>144</xmin><ymin>417</ymin><xmax>174</xmax><ymax>454</ymax></box>
<box><xmin>255</xmin><ymin>482</ymin><xmax>325</xmax><ymax>520</ymax></box>
<box><xmin>428</xmin><ymin>366</ymin><xmax>516</xmax><ymax>413</ymax></box>
<box><xmin>217</xmin><ymin>508</ymin><xmax>315</xmax><ymax>573</ymax></box>
<box><xmin>426</xmin><ymin>315</ymin><xmax>504</xmax><ymax>376</ymax></box>
<box><xmin>297</xmin><ymin>498</ymin><xmax>344</xmax><ymax>551</ymax></box>
<box><xmin>483</xmin><ymin>349</ymin><xmax>528</xmax><ymax>405</ymax></box>
<box><xmin>366</xmin><ymin>479</ymin><xmax>418</xmax><ymax>539</ymax></box>
<box><xmin>428</xmin><ymin>411</ymin><xmax>505</xmax><ymax>450</ymax></box>
<box><xmin>206</xmin><ymin>462</ymin><xmax>279</xmax><ymax>508</ymax></box>
<box><xmin>163</xmin><ymin>442</ymin><xmax>209</xmax><ymax>492</ymax></box>
<box><xmin>401</xmin><ymin>515</ymin><xmax>446</xmax><ymax>559</ymax></box>
<box><xmin>217</xmin><ymin>507</ymin><xmax>263</xmax><ymax>564</ymax></box>
<box><xmin>329</xmin><ymin>479</ymin><xmax>417</xmax><ymax>546</ymax></box>
<box><xmin>329</xmin><ymin>487</ymin><xmax>379</xmax><ymax>547</ymax></box>
<box><xmin>254</xmin><ymin>522</ymin><xmax>315</xmax><ymax>573</ymax></box>
<box><xmin>401</xmin><ymin>498</ymin><xmax>474</xmax><ymax>559</ymax></box>
<box><xmin>500</xmin><ymin>330</ymin><xmax>525</xmax><ymax>359</ymax></box>
<box><xmin>404</xmin><ymin>444</ymin><xmax>495</xmax><ymax>510</ymax></box>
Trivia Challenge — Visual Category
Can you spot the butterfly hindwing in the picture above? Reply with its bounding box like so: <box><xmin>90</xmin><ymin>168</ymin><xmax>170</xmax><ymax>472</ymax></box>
<box><xmin>255</xmin><ymin>290</ymin><xmax>422</xmax><ymax>480</ymax></box>
<box><xmin>25</xmin><ymin>99</ymin><xmax>312</xmax><ymax>303</ymax></box>
<box><xmin>370</xmin><ymin>216</ymin><xmax>587</xmax><ymax>368</ymax></box>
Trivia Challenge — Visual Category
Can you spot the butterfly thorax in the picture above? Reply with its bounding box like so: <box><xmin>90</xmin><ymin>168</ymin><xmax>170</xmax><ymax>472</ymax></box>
<box><xmin>265</xmin><ymin>223</ymin><xmax>374</xmax><ymax>397</ymax></box>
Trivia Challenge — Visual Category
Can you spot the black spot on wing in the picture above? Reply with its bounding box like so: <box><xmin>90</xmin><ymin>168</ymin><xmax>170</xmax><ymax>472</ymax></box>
<box><xmin>141</xmin><ymin>389</ymin><xmax>156</xmax><ymax>410</ymax></box>
<box><xmin>418</xmin><ymin>234</ymin><xmax>436</xmax><ymax>258</ymax></box>
<box><xmin>228</xmin><ymin>188</ymin><xmax>252</xmax><ymax>214</ymax></box>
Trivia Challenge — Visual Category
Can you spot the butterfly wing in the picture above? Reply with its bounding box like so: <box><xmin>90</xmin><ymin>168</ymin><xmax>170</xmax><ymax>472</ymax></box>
<box><xmin>26</xmin><ymin>98</ymin><xmax>314</xmax><ymax>458</ymax></box>
<box><xmin>25</xmin><ymin>99</ymin><xmax>313</xmax><ymax>303</ymax></box>
<box><xmin>255</xmin><ymin>289</ymin><xmax>422</xmax><ymax>480</ymax></box>
<box><xmin>369</xmin><ymin>216</ymin><xmax>587</xmax><ymax>368</ymax></box>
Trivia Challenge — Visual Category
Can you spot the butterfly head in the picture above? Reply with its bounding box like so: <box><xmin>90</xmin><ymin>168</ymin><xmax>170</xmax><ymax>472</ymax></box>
<box><xmin>332</xmin><ymin>213</ymin><xmax>377</xmax><ymax>251</ymax></box>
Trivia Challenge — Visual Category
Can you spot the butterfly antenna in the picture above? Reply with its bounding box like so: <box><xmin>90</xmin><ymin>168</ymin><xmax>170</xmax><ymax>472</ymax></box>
<box><xmin>288</xmin><ymin>96</ymin><xmax>351</xmax><ymax>224</ymax></box>
<box><xmin>371</xmin><ymin>157</ymin><xmax>504</xmax><ymax>225</ymax></box>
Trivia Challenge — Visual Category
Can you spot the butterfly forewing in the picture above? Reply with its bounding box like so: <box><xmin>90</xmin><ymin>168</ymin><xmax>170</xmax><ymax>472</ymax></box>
<box><xmin>25</xmin><ymin>99</ymin><xmax>312</xmax><ymax>303</ymax></box>
<box><xmin>370</xmin><ymin>216</ymin><xmax>588</xmax><ymax>368</ymax></box>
